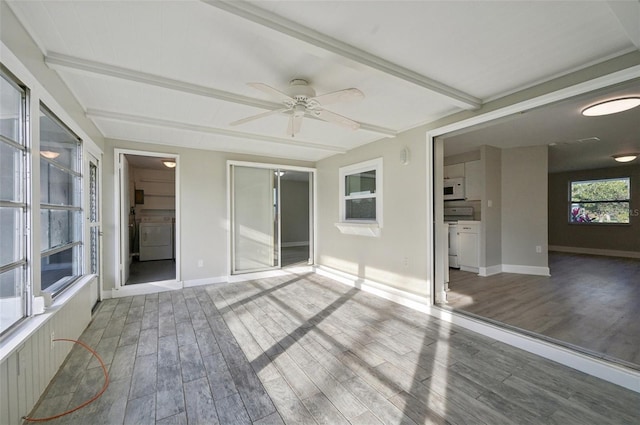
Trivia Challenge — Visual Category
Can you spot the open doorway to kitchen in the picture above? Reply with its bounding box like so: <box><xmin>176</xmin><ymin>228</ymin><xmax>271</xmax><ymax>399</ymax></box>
<box><xmin>116</xmin><ymin>150</ymin><xmax>178</xmax><ymax>287</ymax></box>
<box><xmin>432</xmin><ymin>76</ymin><xmax>640</xmax><ymax>369</ymax></box>
<box><xmin>229</xmin><ymin>161</ymin><xmax>314</xmax><ymax>274</ymax></box>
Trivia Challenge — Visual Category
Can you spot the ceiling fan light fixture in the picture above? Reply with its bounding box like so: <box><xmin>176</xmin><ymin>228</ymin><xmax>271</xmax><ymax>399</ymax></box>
<box><xmin>581</xmin><ymin>97</ymin><xmax>640</xmax><ymax>116</ymax></box>
<box><xmin>162</xmin><ymin>159</ymin><xmax>177</xmax><ymax>168</ymax></box>
<box><xmin>612</xmin><ymin>154</ymin><xmax>638</xmax><ymax>163</ymax></box>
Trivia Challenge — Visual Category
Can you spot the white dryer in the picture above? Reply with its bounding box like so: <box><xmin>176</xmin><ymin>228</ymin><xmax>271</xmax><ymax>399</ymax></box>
<box><xmin>139</xmin><ymin>216</ymin><xmax>174</xmax><ymax>261</ymax></box>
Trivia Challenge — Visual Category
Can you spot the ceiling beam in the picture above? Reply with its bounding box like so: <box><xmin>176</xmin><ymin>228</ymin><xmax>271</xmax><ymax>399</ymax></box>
<box><xmin>203</xmin><ymin>0</ymin><xmax>482</xmax><ymax>110</ymax></box>
<box><xmin>46</xmin><ymin>52</ymin><xmax>396</xmax><ymax>137</ymax></box>
<box><xmin>85</xmin><ymin>109</ymin><xmax>348</xmax><ymax>154</ymax></box>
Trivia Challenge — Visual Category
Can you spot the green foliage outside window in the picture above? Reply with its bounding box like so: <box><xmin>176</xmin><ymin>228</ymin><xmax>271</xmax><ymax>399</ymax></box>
<box><xmin>570</xmin><ymin>178</ymin><xmax>630</xmax><ymax>223</ymax></box>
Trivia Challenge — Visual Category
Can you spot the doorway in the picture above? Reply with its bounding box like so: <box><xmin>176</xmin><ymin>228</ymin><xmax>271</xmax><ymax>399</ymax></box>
<box><xmin>115</xmin><ymin>150</ymin><xmax>179</xmax><ymax>288</ymax></box>
<box><xmin>229</xmin><ymin>162</ymin><xmax>314</xmax><ymax>275</ymax></box>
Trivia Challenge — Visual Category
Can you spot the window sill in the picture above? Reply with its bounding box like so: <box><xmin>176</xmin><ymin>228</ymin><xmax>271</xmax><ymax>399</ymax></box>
<box><xmin>335</xmin><ymin>222</ymin><xmax>381</xmax><ymax>237</ymax></box>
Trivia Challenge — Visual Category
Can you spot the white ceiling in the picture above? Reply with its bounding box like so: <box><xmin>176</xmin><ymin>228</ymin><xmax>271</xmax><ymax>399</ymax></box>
<box><xmin>6</xmin><ymin>0</ymin><xmax>640</xmax><ymax>162</ymax></box>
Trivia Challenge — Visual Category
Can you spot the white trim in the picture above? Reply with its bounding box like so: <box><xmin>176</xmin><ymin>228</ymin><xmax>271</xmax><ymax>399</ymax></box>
<box><xmin>228</xmin><ymin>266</ymin><xmax>314</xmax><ymax>283</ymax></box>
<box><xmin>203</xmin><ymin>0</ymin><xmax>480</xmax><ymax>110</ymax></box>
<box><xmin>315</xmin><ymin>265</ymin><xmax>430</xmax><ymax>313</ymax></box>
<box><xmin>550</xmin><ymin>245</ymin><xmax>640</xmax><ymax>259</ymax></box>
<box><xmin>479</xmin><ymin>264</ymin><xmax>503</xmax><ymax>277</ymax></box>
<box><xmin>88</xmin><ymin>109</ymin><xmax>348</xmax><ymax>154</ymax></box>
<box><xmin>501</xmin><ymin>264</ymin><xmax>550</xmax><ymax>276</ymax></box>
<box><xmin>338</xmin><ymin>157</ymin><xmax>383</xmax><ymax>228</ymax></box>
<box><xmin>316</xmin><ymin>265</ymin><xmax>639</xmax><ymax>393</ymax></box>
<box><xmin>183</xmin><ymin>276</ymin><xmax>227</xmax><ymax>288</ymax></box>
<box><xmin>334</xmin><ymin>222</ymin><xmax>380</xmax><ymax>237</ymax></box>
<box><xmin>110</xmin><ymin>280</ymin><xmax>182</xmax><ymax>298</ymax></box>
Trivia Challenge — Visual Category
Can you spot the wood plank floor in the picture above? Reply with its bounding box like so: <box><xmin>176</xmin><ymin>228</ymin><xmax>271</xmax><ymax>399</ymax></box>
<box><xmin>445</xmin><ymin>252</ymin><xmax>640</xmax><ymax>367</ymax></box>
<box><xmin>27</xmin><ymin>272</ymin><xmax>640</xmax><ymax>424</ymax></box>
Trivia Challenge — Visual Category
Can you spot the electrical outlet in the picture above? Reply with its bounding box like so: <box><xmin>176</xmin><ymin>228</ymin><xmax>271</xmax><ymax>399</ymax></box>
<box><xmin>197</xmin><ymin>259</ymin><xmax>204</xmax><ymax>268</ymax></box>
<box><xmin>402</xmin><ymin>257</ymin><xmax>409</xmax><ymax>267</ymax></box>
<box><xmin>50</xmin><ymin>331</ymin><xmax>55</xmax><ymax>350</ymax></box>
<box><xmin>536</xmin><ymin>246</ymin><xmax>542</xmax><ymax>253</ymax></box>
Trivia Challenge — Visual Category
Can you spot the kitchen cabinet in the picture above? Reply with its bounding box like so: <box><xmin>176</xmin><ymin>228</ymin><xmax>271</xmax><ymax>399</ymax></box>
<box><xmin>444</xmin><ymin>163</ymin><xmax>465</xmax><ymax>179</ymax></box>
<box><xmin>464</xmin><ymin>160</ymin><xmax>483</xmax><ymax>201</ymax></box>
<box><xmin>458</xmin><ymin>221</ymin><xmax>479</xmax><ymax>272</ymax></box>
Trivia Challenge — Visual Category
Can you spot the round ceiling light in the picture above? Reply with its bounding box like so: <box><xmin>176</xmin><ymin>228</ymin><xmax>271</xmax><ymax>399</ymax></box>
<box><xmin>582</xmin><ymin>97</ymin><xmax>640</xmax><ymax>116</ymax></box>
<box><xmin>612</xmin><ymin>154</ymin><xmax>638</xmax><ymax>163</ymax></box>
<box><xmin>162</xmin><ymin>160</ymin><xmax>176</xmax><ymax>168</ymax></box>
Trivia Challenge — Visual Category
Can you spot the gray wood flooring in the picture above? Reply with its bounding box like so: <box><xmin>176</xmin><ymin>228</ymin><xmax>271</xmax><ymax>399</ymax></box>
<box><xmin>446</xmin><ymin>252</ymin><xmax>640</xmax><ymax>367</ymax></box>
<box><xmin>27</xmin><ymin>272</ymin><xmax>640</xmax><ymax>424</ymax></box>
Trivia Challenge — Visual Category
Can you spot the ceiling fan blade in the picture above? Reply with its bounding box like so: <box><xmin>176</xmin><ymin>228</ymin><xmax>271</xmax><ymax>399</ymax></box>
<box><xmin>311</xmin><ymin>88</ymin><xmax>364</xmax><ymax>106</ymax></box>
<box><xmin>287</xmin><ymin>114</ymin><xmax>303</xmax><ymax>137</ymax></box>
<box><xmin>230</xmin><ymin>108</ymin><xmax>287</xmax><ymax>126</ymax></box>
<box><xmin>248</xmin><ymin>82</ymin><xmax>294</xmax><ymax>103</ymax></box>
<box><xmin>315</xmin><ymin>109</ymin><xmax>360</xmax><ymax>131</ymax></box>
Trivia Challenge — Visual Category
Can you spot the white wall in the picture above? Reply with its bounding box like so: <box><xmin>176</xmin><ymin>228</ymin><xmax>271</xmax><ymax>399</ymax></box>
<box><xmin>316</xmin><ymin>126</ymin><xmax>430</xmax><ymax>297</ymax></box>
<box><xmin>482</xmin><ymin>145</ymin><xmax>502</xmax><ymax>269</ymax></box>
<box><xmin>501</xmin><ymin>145</ymin><xmax>549</xmax><ymax>269</ymax></box>
<box><xmin>102</xmin><ymin>139</ymin><xmax>313</xmax><ymax>291</ymax></box>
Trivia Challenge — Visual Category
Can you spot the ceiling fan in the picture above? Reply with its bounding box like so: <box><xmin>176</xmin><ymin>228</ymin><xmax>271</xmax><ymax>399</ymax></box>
<box><xmin>231</xmin><ymin>79</ymin><xmax>364</xmax><ymax>137</ymax></box>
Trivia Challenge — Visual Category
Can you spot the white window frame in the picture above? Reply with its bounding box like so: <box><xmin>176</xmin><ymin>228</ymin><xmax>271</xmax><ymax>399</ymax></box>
<box><xmin>336</xmin><ymin>158</ymin><xmax>383</xmax><ymax>237</ymax></box>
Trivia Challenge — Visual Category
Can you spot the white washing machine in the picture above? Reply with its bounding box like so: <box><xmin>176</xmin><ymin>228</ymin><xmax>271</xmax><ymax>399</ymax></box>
<box><xmin>139</xmin><ymin>216</ymin><xmax>174</xmax><ymax>261</ymax></box>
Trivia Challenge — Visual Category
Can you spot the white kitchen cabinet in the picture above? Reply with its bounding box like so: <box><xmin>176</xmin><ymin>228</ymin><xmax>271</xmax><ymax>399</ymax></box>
<box><xmin>464</xmin><ymin>160</ymin><xmax>483</xmax><ymax>201</ymax></box>
<box><xmin>443</xmin><ymin>163</ymin><xmax>465</xmax><ymax>179</ymax></box>
<box><xmin>458</xmin><ymin>221</ymin><xmax>480</xmax><ymax>272</ymax></box>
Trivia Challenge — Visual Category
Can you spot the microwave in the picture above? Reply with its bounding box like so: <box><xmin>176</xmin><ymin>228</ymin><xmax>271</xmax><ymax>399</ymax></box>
<box><xmin>444</xmin><ymin>177</ymin><xmax>465</xmax><ymax>200</ymax></box>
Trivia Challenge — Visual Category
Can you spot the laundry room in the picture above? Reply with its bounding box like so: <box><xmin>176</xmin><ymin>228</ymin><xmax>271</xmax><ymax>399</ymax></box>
<box><xmin>125</xmin><ymin>154</ymin><xmax>176</xmax><ymax>285</ymax></box>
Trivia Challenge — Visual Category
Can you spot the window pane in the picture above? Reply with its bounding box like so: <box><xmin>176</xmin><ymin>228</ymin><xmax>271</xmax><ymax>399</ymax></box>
<box><xmin>40</xmin><ymin>162</ymin><xmax>81</xmax><ymax>206</ymax></box>
<box><xmin>346</xmin><ymin>198</ymin><xmax>376</xmax><ymax>220</ymax></box>
<box><xmin>0</xmin><ymin>267</ymin><xmax>25</xmax><ymax>334</ymax></box>
<box><xmin>346</xmin><ymin>170</ymin><xmax>376</xmax><ymax>196</ymax></box>
<box><xmin>571</xmin><ymin>178</ymin><xmax>630</xmax><ymax>202</ymax></box>
<box><xmin>0</xmin><ymin>74</ymin><xmax>24</xmax><ymax>144</ymax></box>
<box><xmin>41</xmin><ymin>245</ymin><xmax>81</xmax><ymax>292</ymax></box>
<box><xmin>90</xmin><ymin>226</ymin><xmax>99</xmax><ymax>275</ymax></box>
<box><xmin>570</xmin><ymin>202</ymin><xmax>630</xmax><ymax>223</ymax></box>
<box><xmin>39</xmin><ymin>110</ymin><xmax>81</xmax><ymax>171</ymax></box>
<box><xmin>0</xmin><ymin>207</ymin><xmax>23</xmax><ymax>266</ymax></box>
<box><xmin>0</xmin><ymin>143</ymin><xmax>24</xmax><ymax>202</ymax></box>
<box><xmin>40</xmin><ymin>209</ymin><xmax>81</xmax><ymax>251</ymax></box>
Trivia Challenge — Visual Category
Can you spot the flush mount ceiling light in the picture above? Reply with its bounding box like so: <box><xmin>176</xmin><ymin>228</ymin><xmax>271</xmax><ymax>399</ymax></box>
<box><xmin>40</xmin><ymin>151</ymin><xmax>60</xmax><ymax>159</ymax></box>
<box><xmin>582</xmin><ymin>97</ymin><xmax>640</xmax><ymax>116</ymax></box>
<box><xmin>612</xmin><ymin>154</ymin><xmax>638</xmax><ymax>163</ymax></box>
<box><xmin>162</xmin><ymin>160</ymin><xmax>176</xmax><ymax>168</ymax></box>
<box><xmin>274</xmin><ymin>170</ymin><xmax>286</xmax><ymax>177</ymax></box>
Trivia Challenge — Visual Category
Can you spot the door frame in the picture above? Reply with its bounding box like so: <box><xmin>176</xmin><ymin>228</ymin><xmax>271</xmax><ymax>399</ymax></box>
<box><xmin>113</xmin><ymin>148</ymin><xmax>181</xmax><ymax>294</ymax></box>
<box><xmin>227</xmin><ymin>160</ymin><xmax>316</xmax><ymax>276</ymax></box>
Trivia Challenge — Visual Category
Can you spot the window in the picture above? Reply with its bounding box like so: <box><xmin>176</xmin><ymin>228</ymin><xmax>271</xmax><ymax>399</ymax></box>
<box><xmin>569</xmin><ymin>177</ymin><xmax>630</xmax><ymax>224</ymax></box>
<box><xmin>40</xmin><ymin>105</ymin><xmax>83</xmax><ymax>295</ymax></box>
<box><xmin>0</xmin><ymin>68</ymin><xmax>28</xmax><ymax>334</ymax></box>
<box><xmin>337</xmin><ymin>158</ymin><xmax>383</xmax><ymax>236</ymax></box>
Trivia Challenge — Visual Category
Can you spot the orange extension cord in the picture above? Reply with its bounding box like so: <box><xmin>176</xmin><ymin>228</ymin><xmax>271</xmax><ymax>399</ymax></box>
<box><xmin>23</xmin><ymin>338</ymin><xmax>110</xmax><ymax>422</ymax></box>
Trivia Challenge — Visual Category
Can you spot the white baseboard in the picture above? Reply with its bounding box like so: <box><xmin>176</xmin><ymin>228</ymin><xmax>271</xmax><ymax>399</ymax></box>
<box><xmin>314</xmin><ymin>265</ymin><xmax>430</xmax><ymax>314</ymax></box>
<box><xmin>479</xmin><ymin>264</ymin><xmax>502</xmax><ymax>276</ymax></box>
<box><xmin>314</xmin><ymin>265</ymin><xmax>638</xmax><ymax>393</ymax></box>
<box><xmin>460</xmin><ymin>265</ymin><xmax>479</xmax><ymax>273</ymax></box>
<box><xmin>227</xmin><ymin>266</ymin><xmax>314</xmax><ymax>283</ymax></box>
<box><xmin>281</xmin><ymin>241</ymin><xmax>309</xmax><ymax>248</ymax></box>
<box><xmin>502</xmin><ymin>264</ymin><xmax>550</xmax><ymax>276</ymax></box>
<box><xmin>183</xmin><ymin>276</ymin><xmax>227</xmax><ymax>288</ymax></box>
<box><xmin>110</xmin><ymin>280</ymin><xmax>182</xmax><ymax>298</ymax></box>
<box><xmin>549</xmin><ymin>245</ymin><xmax>640</xmax><ymax>259</ymax></box>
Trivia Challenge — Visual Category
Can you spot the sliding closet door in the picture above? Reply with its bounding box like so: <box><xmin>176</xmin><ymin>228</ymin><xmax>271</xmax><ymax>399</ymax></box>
<box><xmin>231</xmin><ymin>166</ymin><xmax>279</xmax><ymax>273</ymax></box>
